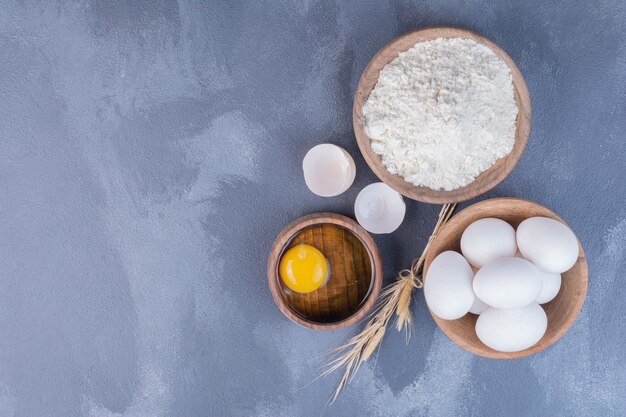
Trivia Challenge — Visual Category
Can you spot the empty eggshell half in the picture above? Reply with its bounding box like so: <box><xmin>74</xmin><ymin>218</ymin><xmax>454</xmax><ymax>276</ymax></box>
<box><xmin>460</xmin><ymin>218</ymin><xmax>517</xmax><ymax>267</ymax></box>
<box><xmin>516</xmin><ymin>217</ymin><xmax>579</xmax><ymax>274</ymax></box>
<box><xmin>473</xmin><ymin>257</ymin><xmax>542</xmax><ymax>309</ymax></box>
<box><xmin>302</xmin><ymin>144</ymin><xmax>356</xmax><ymax>197</ymax></box>
<box><xmin>354</xmin><ymin>182</ymin><xmax>406</xmax><ymax>234</ymax></box>
<box><xmin>424</xmin><ymin>251</ymin><xmax>475</xmax><ymax>320</ymax></box>
<box><xmin>476</xmin><ymin>303</ymin><xmax>548</xmax><ymax>352</ymax></box>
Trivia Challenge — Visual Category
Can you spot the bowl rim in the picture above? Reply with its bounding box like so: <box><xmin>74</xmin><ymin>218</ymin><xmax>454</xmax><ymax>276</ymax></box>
<box><xmin>353</xmin><ymin>26</ymin><xmax>532</xmax><ymax>204</ymax></box>
<box><xmin>267</xmin><ymin>212</ymin><xmax>383</xmax><ymax>331</ymax></box>
<box><xmin>423</xmin><ymin>197</ymin><xmax>588</xmax><ymax>358</ymax></box>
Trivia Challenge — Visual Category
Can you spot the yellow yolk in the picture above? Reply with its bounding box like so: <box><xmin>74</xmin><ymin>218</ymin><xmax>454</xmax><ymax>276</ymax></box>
<box><xmin>279</xmin><ymin>244</ymin><xmax>329</xmax><ymax>293</ymax></box>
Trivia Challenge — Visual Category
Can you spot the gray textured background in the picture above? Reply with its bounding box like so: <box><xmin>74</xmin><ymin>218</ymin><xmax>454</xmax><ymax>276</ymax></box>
<box><xmin>1</xmin><ymin>1</ymin><xmax>625</xmax><ymax>416</ymax></box>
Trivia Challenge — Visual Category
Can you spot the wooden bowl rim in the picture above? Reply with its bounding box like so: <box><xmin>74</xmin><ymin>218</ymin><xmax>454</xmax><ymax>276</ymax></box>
<box><xmin>267</xmin><ymin>213</ymin><xmax>383</xmax><ymax>331</ymax></box>
<box><xmin>353</xmin><ymin>27</ymin><xmax>532</xmax><ymax>204</ymax></box>
<box><xmin>423</xmin><ymin>197</ymin><xmax>588</xmax><ymax>358</ymax></box>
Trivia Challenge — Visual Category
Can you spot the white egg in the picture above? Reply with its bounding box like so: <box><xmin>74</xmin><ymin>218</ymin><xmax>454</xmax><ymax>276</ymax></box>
<box><xmin>476</xmin><ymin>303</ymin><xmax>548</xmax><ymax>352</ymax></box>
<box><xmin>460</xmin><ymin>218</ymin><xmax>517</xmax><ymax>267</ymax></box>
<box><xmin>468</xmin><ymin>265</ymin><xmax>489</xmax><ymax>314</ymax></box>
<box><xmin>469</xmin><ymin>296</ymin><xmax>489</xmax><ymax>315</ymax></box>
<box><xmin>516</xmin><ymin>217</ymin><xmax>579</xmax><ymax>274</ymax></box>
<box><xmin>513</xmin><ymin>251</ymin><xmax>562</xmax><ymax>304</ymax></box>
<box><xmin>473</xmin><ymin>257</ymin><xmax>542</xmax><ymax>309</ymax></box>
<box><xmin>535</xmin><ymin>270</ymin><xmax>562</xmax><ymax>304</ymax></box>
<box><xmin>425</xmin><ymin>251</ymin><xmax>475</xmax><ymax>320</ymax></box>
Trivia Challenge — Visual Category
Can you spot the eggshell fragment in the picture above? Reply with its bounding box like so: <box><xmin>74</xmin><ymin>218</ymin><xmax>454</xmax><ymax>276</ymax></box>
<box><xmin>473</xmin><ymin>257</ymin><xmax>542</xmax><ymax>309</ymax></box>
<box><xmin>460</xmin><ymin>218</ymin><xmax>517</xmax><ymax>267</ymax></box>
<box><xmin>425</xmin><ymin>251</ymin><xmax>475</xmax><ymax>320</ymax></box>
<box><xmin>476</xmin><ymin>303</ymin><xmax>547</xmax><ymax>352</ymax></box>
<box><xmin>516</xmin><ymin>217</ymin><xmax>579</xmax><ymax>274</ymax></box>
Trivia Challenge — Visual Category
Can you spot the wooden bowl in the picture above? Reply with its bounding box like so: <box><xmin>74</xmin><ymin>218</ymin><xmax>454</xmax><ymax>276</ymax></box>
<box><xmin>267</xmin><ymin>213</ymin><xmax>383</xmax><ymax>331</ymax></box>
<box><xmin>423</xmin><ymin>198</ymin><xmax>588</xmax><ymax>358</ymax></box>
<box><xmin>353</xmin><ymin>27</ymin><xmax>531</xmax><ymax>204</ymax></box>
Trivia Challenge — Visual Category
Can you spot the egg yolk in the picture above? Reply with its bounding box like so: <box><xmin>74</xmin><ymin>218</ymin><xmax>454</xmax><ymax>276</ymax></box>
<box><xmin>279</xmin><ymin>244</ymin><xmax>329</xmax><ymax>293</ymax></box>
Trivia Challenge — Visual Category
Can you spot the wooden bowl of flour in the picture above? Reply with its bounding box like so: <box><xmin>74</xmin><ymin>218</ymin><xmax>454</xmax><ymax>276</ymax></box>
<box><xmin>353</xmin><ymin>27</ymin><xmax>531</xmax><ymax>204</ymax></box>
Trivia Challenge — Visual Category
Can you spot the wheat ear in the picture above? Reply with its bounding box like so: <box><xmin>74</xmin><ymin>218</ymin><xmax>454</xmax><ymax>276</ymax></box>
<box><xmin>321</xmin><ymin>203</ymin><xmax>456</xmax><ymax>403</ymax></box>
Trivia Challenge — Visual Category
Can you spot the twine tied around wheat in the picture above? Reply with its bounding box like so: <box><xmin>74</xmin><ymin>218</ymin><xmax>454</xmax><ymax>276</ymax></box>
<box><xmin>320</xmin><ymin>203</ymin><xmax>456</xmax><ymax>403</ymax></box>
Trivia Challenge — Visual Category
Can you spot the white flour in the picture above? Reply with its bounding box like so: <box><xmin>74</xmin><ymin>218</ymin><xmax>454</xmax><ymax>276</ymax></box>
<box><xmin>363</xmin><ymin>37</ymin><xmax>518</xmax><ymax>191</ymax></box>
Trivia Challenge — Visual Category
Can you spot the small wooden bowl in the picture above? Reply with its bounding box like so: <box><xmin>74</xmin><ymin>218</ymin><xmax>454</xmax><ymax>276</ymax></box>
<box><xmin>353</xmin><ymin>27</ymin><xmax>531</xmax><ymax>204</ymax></box>
<box><xmin>267</xmin><ymin>213</ymin><xmax>383</xmax><ymax>331</ymax></box>
<box><xmin>423</xmin><ymin>198</ymin><xmax>588</xmax><ymax>358</ymax></box>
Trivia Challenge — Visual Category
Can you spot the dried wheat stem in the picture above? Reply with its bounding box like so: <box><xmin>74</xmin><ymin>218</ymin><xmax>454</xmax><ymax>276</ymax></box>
<box><xmin>323</xmin><ymin>203</ymin><xmax>456</xmax><ymax>404</ymax></box>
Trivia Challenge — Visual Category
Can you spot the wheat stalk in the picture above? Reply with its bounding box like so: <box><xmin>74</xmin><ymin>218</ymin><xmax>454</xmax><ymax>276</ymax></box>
<box><xmin>321</xmin><ymin>203</ymin><xmax>456</xmax><ymax>403</ymax></box>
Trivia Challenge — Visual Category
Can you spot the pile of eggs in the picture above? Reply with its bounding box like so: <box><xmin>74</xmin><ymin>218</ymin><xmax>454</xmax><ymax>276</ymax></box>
<box><xmin>425</xmin><ymin>217</ymin><xmax>579</xmax><ymax>353</ymax></box>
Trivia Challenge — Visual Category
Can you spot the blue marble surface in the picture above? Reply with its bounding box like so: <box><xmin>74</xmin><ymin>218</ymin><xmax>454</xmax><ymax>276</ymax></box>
<box><xmin>1</xmin><ymin>1</ymin><xmax>625</xmax><ymax>416</ymax></box>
